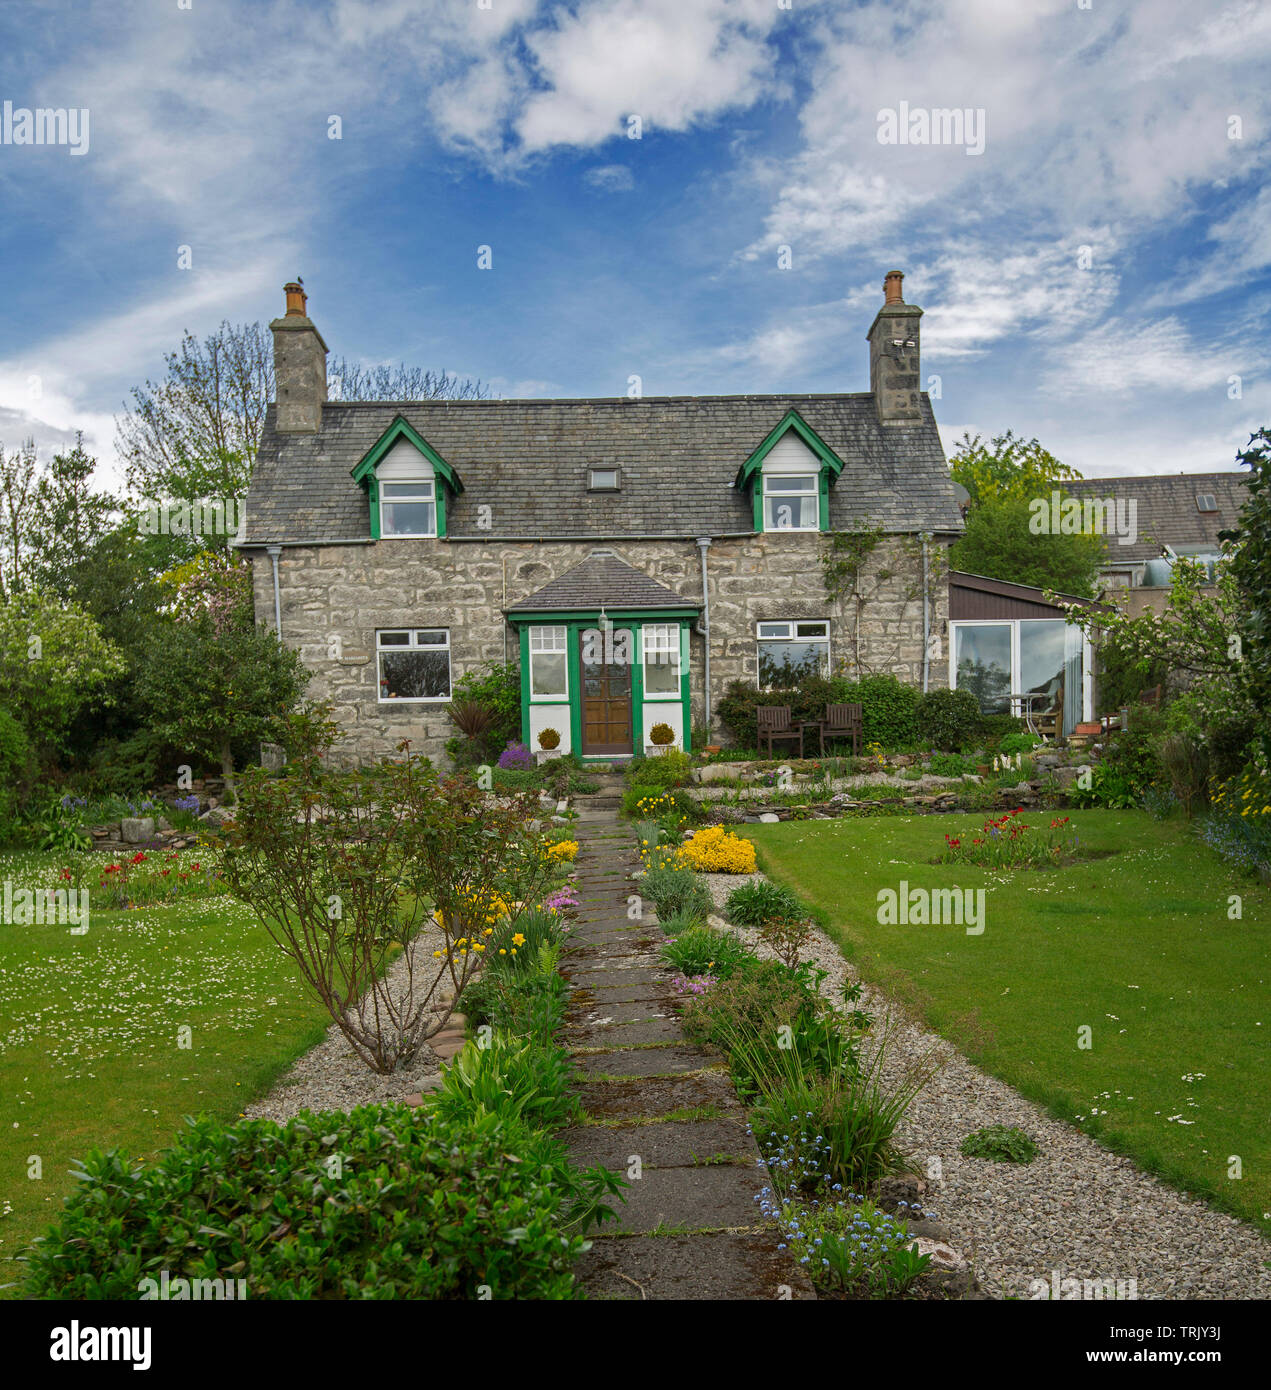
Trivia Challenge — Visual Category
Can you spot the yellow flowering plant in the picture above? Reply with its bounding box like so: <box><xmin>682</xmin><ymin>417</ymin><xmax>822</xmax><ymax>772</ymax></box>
<box><xmin>675</xmin><ymin>824</ymin><xmax>757</xmax><ymax>874</ymax></box>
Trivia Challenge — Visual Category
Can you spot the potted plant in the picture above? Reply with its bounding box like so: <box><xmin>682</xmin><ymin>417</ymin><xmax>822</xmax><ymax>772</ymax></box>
<box><xmin>536</xmin><ymin>727</ymin><xmax>563</xmax><ymax>764</ymax></box>
<box><xmin>646</xmin><ymin>722</ymin><xmax>676</xmax><ymax>755</ymax></box>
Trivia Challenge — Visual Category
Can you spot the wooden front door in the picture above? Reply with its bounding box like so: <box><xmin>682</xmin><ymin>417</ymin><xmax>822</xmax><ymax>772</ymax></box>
<box><xmin>580</xmin><ymin>628</ymin><xmax>634</xmax><ymax>755</ymax></box>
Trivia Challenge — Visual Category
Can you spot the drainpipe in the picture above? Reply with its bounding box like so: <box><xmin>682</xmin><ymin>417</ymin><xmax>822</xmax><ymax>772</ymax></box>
<box><xmin>696</xmin><ymin>537</ymin><xmax>713</xmax><ymax>741</ymax></box>
<box><xmin>266</xmin><ymin>545</ymin><xmax>283</xmax><ymax>637</ymax></box>
<box><xmin>920</xmin><ymin>533</ymin><xmax>930</xmax><ymax>692</ymax></box>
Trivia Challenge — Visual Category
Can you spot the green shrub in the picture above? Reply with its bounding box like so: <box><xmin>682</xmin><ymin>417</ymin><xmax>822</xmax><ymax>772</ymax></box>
<box><xmin>926</xmin><ymin>751</ymin><xmax>980</xmax><ymax>778</ymax></box>
<box><xmin>0</xmin><ymin>706</ymin><xmax>33</xmax><ymax>827</ymax></box>
<box><xmin>659</xmin><ymin>907</ymin><xmax>707</xmax><ymax>936</ymax></box>
<box><xmin>725</xmin><ymin>879</ymin><xmax>803</xmax><ymax>927</ymax></box>
<box><xmin>640</xmin><ymin>862</ymin><xmax>713</xmax><ymax>922</ymax></box>
<box><xmin>997</xmin><ymin>730</ymin><xmax>1040</xmax><ymax>757</ymax></box>
<box><xmin>22</xmin><ymin>1106</ymin><xmax>601</xmax><ymax>1300</ymax></box>
<box><xmin>433</xmin><ymin>1032</ymin><xmax>580</xmax><ymax>1131</ymax></box>
<box><xmin>980</xmin><ymin>713</ymin><xmax>1028</xmax><ymax>748</ymax></box>
<box><xmin>623</xmin><ymin>785</ymin><xmax>703</xmax><ymax>823</ymax></box>
<box><xmin>625</xmin><ymin>749</ymin><xmax>692</xmax><ymax>789</ymax></box>
<box><xmin>851</xmin><ymin>674</ymin><xmax>921</xmax><ymax>748</ymax></box>
<box><xmin>913</xmin><ymin>687</ymin><xmax>983</xmax><ymax>750</ymax></box>
<box><xmin>959</xmin><ymin>1124</ymin><xmax>1038</xmax><ymax>1164</ymax></box>
<box><xmin>1068</xmin><ymin>763</ymin><xmax>1139</xmax><ymax>809</ymax></box>
<box><xmin>660</xmin><ymin>925</ymin><xmax>756</xmax><ymax>979</ymax></box>
<box><xmin>682</xmin><ymin>959</ymin><xmax>866</xmax><ymax>1096</ymax></box>
<box><xmin>451</xmin><ymin>662</ymin><xmax>521</xmax><ymax>750</ymax></box>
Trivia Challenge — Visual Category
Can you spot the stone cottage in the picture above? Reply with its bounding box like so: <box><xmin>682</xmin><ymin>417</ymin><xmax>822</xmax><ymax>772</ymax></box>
<box><xmin>239</xmin><ymin>273</ymin><xmax>963</xmax><ymax>764</ymax></box>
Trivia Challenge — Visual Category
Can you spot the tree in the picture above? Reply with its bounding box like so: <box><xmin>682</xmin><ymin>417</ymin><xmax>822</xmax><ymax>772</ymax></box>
<box><xmin>952</xmin><ymin>495</ymin><xmax>1105</xmax><ymax>597</ymax></box>
<box><xmin>116</xmin><ymin>322</ymin><xmax>273</xmax><ymax>503</ymax></box>
<box><xmin>0</xmin><ymin>590</ymin><xmax>127</xmax><ymax>756</ymax></box>
<box><xmin>949</xmin><ymin>431</ymin><xmax>1105</xmax><ymax>597</ymax></box>
<box><xmin>25</xmin><ymin>434</ymin><xmax>119</xmax><ymax>597</ymax></box>
<box><xmin>327</xmin><ymin>358</ymin><xmax>491</xmax><ymax>403</ymax></box>
<box><xmin>135</xmin><ymin>562</ymin><xmax>309</xmax><ymax>794</ymax></box>
<box><xmin>117</xmin><ymin>323</ymin><xmax>494</xmax><ymax>511</ymax></box>
<box><xmin>1222</xmin><ymin>427</ymin><xmax>1271</xmax><ymax>760</ymax></box>
<box><xmin>0</xmin><ymin>438</ymin><xmax>38</xmax><ymax>603</ymax></box>
<box><xmin>951</xmin><ymin>429</ymin><xmax>1082</xmax><ymax>506</ymax></box>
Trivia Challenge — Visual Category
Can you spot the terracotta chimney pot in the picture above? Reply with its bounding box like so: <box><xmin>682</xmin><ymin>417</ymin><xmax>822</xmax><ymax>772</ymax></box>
<box><xmin>284</xmin><ymin>281</ymin><xmax>307</xmax><ymax>317</ymax></box>
<box><xmin>883</xmin><ymin>270</ymin><xmax>904</xmax><ymax>305</ymax></box>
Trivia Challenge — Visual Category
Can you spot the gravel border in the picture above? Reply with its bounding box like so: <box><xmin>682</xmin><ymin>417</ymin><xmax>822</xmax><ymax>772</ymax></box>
<box><xmin>243</xmin><ymin>931</ymin><xmax>447</xmax><ymax>1124</ymax></box>
<box><xmin>701</xmin><ymin>872</ymin><xmax>1271</xmax><ymax>1300</ymax></box>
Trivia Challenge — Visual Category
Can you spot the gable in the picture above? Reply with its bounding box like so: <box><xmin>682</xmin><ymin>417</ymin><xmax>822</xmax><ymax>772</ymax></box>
<box><xmin>761</xmin><ymin>432</ymin><xmax>823</xmax><ymax>475</ymax></box>
<box><xmin>375</xmin><ymin>438</ymin><xmax>435</xmax><ymax>480</ymax></box>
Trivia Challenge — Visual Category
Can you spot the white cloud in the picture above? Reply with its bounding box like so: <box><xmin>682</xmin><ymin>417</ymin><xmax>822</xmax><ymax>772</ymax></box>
<box><xmin>583</xmin><ymin>164</ymin><xmax>635</xmax><ymax>193</ymax></box>
<box><xmin>1040</xmin><ymin>316</ymin><xmax>1255</xmax><ymax>397</ymax></box>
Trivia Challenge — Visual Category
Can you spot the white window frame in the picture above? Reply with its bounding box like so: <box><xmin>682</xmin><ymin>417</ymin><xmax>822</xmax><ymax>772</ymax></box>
<box><xmin>528</xmin><ymin>625</ymin><xmax>569</xmax><ymax>701</ymax></box>
<box><xmin>762</xmin><ymin>472</ymin><xmax>819</xmax><ymax>532</ymax></box>
<box><xmin>376</xmin><ymin>628</ymin><xmax>451</xmax><ymax>703</ymax></box>
<box><xmin>641</xmin><ymin>623</ymin><xmax>682</xmax><ymax>701</ymax></box>
<box><xmin>588</xmin><ymin>468</ymin><xmax>620</xmax><ymax>491</ymax></box>
<box><xmin>755</xmin><ymin>620</ymin><xmax>830</xmax><ymax>689</ymax></box>
<box><xmin>379</xmin><ymin>477</ymin><xmax>437</xmax><ymax>539</ymax></box>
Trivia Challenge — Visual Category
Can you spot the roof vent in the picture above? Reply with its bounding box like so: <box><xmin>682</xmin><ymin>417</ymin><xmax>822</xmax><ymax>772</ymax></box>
<box><xmin>1196</xmin><ymin>493</ymin><xmax>1217</xmax><ymax>513</ymax></box>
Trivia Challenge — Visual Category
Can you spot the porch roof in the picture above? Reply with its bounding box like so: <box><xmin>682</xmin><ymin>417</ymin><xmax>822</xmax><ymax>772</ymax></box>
<box><xmin>505</xmin><ymin>552</ymin><xmax>699</xmax><ymax>617</ymax></box>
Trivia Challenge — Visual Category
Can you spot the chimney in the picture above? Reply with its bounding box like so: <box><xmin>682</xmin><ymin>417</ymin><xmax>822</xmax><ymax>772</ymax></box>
<box><xmin>270</xmin><ymin>280</ymin><xmax>328</xmax><ymax>433</ymax></box>
<box><xmin>866</xmin><ymin>269</ymin><xmax>923</xmax><ymax>425</ymax></box>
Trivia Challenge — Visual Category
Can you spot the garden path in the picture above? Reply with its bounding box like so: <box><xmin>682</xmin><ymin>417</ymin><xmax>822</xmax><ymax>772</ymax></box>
<box><xmin>559</xmin><ymin>781</ymin><xmax>814</xmax><ymax>1300</ymax></box>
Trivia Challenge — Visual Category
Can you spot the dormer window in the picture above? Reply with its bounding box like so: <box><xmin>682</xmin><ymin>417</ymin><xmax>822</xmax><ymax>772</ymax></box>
<box><xmin>589</xmin><ymin>468</ymin><xmax>620</xmax><ymax>491</ymax></box>
<box><xmin>350</xmin><ymin>415</ymin><xmax>465</xmax><ymax>541</ymax></box>
<box><xmin>381</xmin><ymin>478</ymin><xmax>436</xmax><ymax>537</ymax></box>
<box><xmin>734</xmin><ymin>409</ymin><xmax>845</xmax><ymax>535</ymax></box>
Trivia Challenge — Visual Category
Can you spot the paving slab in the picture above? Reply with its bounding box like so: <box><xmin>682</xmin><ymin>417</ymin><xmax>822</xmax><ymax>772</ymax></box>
<box><xmin>575</xmin><ymin>1231</ymin><xmax>816</xmax><ymax>1301</ymax></box>
<box><xmin>566</xmin><ymin>997</ymin><xmax>675</xmax><ymax>1025</ymax></box>
<box><xmin>560</xmin><ymin>1116</ymin><xmax>755</xmax><ymax>1169</ymax></box>
<box><xmin>575</xmin><ymin>1068</ymin><xmax>742</xmax><ymax>1121</ymax></box>
<box><xmin>575</xmin><ymin>1045</ymin><xmax>719</xmax><ymax>1079</ymax></box>
<box><xmin>563</xmin><ymin>1014</ymin><xmax>683</xmax><ymax>1046</ymax></box>
<box><xmin>596</xmin><ymin>1161</ymin><xmax>771</xmax><ymax>1234</ymax></box>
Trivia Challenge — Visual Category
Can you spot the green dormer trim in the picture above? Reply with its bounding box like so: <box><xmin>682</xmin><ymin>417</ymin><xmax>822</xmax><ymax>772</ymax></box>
<box><xmin>350</xmin><ymin>415</ymin><xmax>464</xmax><ymax>540</ymax></box>
<box><xmin>734</xmin><ymin>409</ymin><xmax>847</xmax><ymax>533</ymax></box>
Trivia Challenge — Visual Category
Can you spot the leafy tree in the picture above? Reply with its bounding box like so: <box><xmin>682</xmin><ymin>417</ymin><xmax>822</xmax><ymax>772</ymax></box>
<box><xmin>0</xmin><ymin>438</ymin><xmax>38</xmax><ymax>602</ymax></box>
<box><xmin>134</xmin><ymin>562</ymin><xmax>308</xmax><ymax>794</ymax></box>
<box><xmin>952</xmin><ymin>494</ymin><xmax>1105</xmax><ymax>597</ymax></box>
<box><xmin>949</xmin><ymin>432</ymin><xmax>1104</xmax><ymax>597</ymax></box>
<box><xmin>1222</xmin><ymin>427</ymin><xmax>1271</xmax><ymax>760</ymax></box>
<box><xmin>0</xmin><ymin>590</ymin><xmax>127</xmax><ymax>756</ymax></box>
<box><xmin>951</xmin><ymin>430</ymin><xmax>1081</xmax><ymax>506</ymax></box>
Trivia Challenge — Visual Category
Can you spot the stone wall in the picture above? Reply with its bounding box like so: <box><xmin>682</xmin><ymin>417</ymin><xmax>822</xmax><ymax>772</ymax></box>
<box><xmin>251</xmin><ymin>532</ymin><xmax>951</xmax><ymax>765</ymax></box>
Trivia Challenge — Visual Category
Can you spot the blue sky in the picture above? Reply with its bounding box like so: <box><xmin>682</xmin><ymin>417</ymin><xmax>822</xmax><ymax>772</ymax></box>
<box><xmin>1</xmin><ymin>0</ymin><xmax>1268</xmax><ymax>487</ymax></box>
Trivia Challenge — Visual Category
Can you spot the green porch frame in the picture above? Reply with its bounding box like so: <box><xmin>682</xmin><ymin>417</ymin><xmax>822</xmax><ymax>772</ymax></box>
<box><xmin>509</xmin><ymin>609</ymin><xmax>695</xmax><ymax>760</ymax></box>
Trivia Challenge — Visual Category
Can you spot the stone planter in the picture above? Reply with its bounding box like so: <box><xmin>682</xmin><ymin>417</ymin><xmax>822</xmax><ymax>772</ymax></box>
<box><xmin>645</xmin><ymin>743</ymin><xmax>678</xmax><ymax>757</ymax></box>
<box><xmin>535</xmin><ymin>749</ymin><xmax>564</xmax><ymax>764</ymax></box>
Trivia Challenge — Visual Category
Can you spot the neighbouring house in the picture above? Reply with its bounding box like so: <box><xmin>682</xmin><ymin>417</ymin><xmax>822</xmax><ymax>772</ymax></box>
<box><xmin>239</xmin><ymin>273</ymin><xmax>963</xmax><ymax>764</ymax></box>
<box><xmin>948</xmin><ymin>571</ymin><xmax>1103</xmax><ymax>737</ymax></box>
<box><xmin>1064</xmin><ymin>471</ymin><xmax>1249</xmax><ymax>618</ymax></box>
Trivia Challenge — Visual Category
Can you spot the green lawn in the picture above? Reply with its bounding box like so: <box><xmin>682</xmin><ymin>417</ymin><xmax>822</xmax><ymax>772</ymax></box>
<box><xmin>0</xmin><ymin>849</ymin><xmax>330</xmax><ymax>1294</ymax></box>
<box><xmin>741</xmin><ymin>810</ymin><xmax>1271</xmax><ymax>1233</ymax></box>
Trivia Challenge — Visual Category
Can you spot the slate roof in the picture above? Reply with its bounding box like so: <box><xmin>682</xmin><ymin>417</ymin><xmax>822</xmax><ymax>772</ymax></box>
<box><xmin>1064</xmin><ymin>472</ymin><xmax>1249</xmax><ymax>565</ymax></box>
<box><xmin>241</xmin><ymin>394</ymin><xmax>964</xmax><ymax>544</ymax></box>
<box><xmin>507</xmin><ymin>552</ymin><xmax>700</xmax><ymax>614</ymax></box>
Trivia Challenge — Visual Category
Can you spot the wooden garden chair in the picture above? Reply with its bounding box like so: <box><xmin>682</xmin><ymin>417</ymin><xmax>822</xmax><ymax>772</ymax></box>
<box><xmin>757</xmin><ymin>705</ymin><xmax>803</xmax><ymax>759</ymax></box>
<box><xmin>821</xmin><ymin>703</ymin><xmax>863</xmax><ymax>755</ymax></box>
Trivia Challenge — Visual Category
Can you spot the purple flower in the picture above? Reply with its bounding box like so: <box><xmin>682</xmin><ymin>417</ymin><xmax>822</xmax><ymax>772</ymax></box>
<box><xmin>498</xmin><ymin>742</ymin><xmax>533</xmax><ymax>769</ymax></box>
